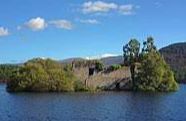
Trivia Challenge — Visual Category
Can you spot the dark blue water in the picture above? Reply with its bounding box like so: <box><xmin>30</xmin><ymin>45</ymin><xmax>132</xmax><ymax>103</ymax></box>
<box><xmin>0</xmin><ymin>84</ymin><xmax>186</xmax><ymax>121</ymax></box>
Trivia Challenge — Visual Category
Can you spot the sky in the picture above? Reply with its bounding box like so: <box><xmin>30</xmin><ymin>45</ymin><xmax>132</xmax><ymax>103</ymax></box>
<box><xmin>0</xmin><ymin>0</ymin><xmax>186</xmax><ymax>63</ymax></box>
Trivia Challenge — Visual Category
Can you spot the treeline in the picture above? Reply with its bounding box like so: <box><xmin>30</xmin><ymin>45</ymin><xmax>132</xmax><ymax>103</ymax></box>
<box><xmin>6</xmin><ymin>58</ymin><xmax>87</xmax><ymax>92</ymax></box>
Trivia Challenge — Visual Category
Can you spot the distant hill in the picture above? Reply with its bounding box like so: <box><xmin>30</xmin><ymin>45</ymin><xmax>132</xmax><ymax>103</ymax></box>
<box><xmin>160</xmin><ymin>42</ymin><xmax>186</xmax><ymax>83</ymax></box>
<box><xmin>60</xmin><ymin>57</ymin><xmax>85</xmax><ymax>64</ymax></box>
<box><xmin>60</xmin><ymin>56</ymin><xmax>123</xmax><ymax>67</ymax></box>
<box><xmin>100</xmin><ymin>56</ymin><xmax>123</xmax><ymax>66</ymax></box>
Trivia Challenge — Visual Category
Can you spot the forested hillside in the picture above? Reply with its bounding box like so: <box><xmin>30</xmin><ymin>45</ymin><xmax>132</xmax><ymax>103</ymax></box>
<box><xmin>160</xmin><ymin>42</ymin><xmax>186</xmax><ymax>83</ymax></box>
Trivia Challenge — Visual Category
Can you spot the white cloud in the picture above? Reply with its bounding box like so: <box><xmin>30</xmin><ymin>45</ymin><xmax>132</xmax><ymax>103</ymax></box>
<box><xmin>25</xmin><ymin>17</ymin><xmax>47</xmax><ymax>31</ymax></box>
<box><xmin>18</xmin><ymin>18</ymin><xmax>73</xmax><ymax>31</ymax></box>
<box><xmin>119</xmin><ymin>4</ymin><xmax>134</xmax><ymax>15</ymax></box>
<box><xmin>0</xmin><ymin>27</ymin><xmax>9</xmax><ymax>36</ymax></box>
<box><xmin>101</xmin><ymin>53</ymin><xmax>119</xmax><ymax>58</ymax></box>
<box><xmin>49</xmin><ymin>20</ymin><xmax>73</xmax><ymax>30</ymax></box>
<box><xmin>80</xmin><ymin>19</ymin><xmax>100</xmax><ymax>24</ymax></box>
<box><xmin>82</xmin><ymin>1</ymin><xmax>138</xmax><ymax>15</ymax></box>
<box><xmin>82</xmin><ymin>1</ymin><xmax>118</xmax><ymax>13</ymax></box>
<box><xmin>84</xmin><ymin>53</ymin><xmax>119</xmax><ymax>60</ymax></box>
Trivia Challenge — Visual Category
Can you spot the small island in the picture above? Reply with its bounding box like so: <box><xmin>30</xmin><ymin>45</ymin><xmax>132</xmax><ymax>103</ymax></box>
<box><xmin>1</xmin><ymin>1</ymin><xmax>186</xmax><ymax>121</ymax></box>
<box><xmin>2</xmin><ymin>37</ymin><xmax>178</xmax><ymax>92</ymax></box>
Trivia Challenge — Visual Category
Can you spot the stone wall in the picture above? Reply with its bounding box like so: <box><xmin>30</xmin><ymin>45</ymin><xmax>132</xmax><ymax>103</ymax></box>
<box><xmin>73</xmin><ymin>67</ymin><xmax>89</xmax><ymax>82</ymax></box>
<box><xmin>73</xmin><ymin>66</ymin><xmax>131</xmax><ymax>89</ymax></box>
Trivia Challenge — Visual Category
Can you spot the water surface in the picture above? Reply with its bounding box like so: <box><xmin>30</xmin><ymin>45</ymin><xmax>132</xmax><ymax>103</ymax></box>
<box><xmin>0</xmin><ymin>84</ymin><xmax>186</xmax><ymax>121</ymax></box>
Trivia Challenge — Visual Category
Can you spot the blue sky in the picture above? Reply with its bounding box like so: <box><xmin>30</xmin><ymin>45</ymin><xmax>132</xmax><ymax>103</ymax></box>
<box><xmin>0</xmin><ymin>0</ymin><xmax>186</xmax><ymax>63</ymax></box>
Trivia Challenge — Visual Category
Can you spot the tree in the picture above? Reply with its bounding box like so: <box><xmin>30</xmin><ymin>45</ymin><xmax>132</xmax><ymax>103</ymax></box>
<box><xmin>123</xmin><ymin>39</ymin><xmax>140</xmax><ymax>65</ymax></box>
<box><xmin>123</xmin><ymin>39</ymin><xmax>140</xmax><ymax>86</ymax></box>
<box><xmin>123</xmin><ymin>37</ymin><xmax>179</xmax><ymax>92</ymax></box>
<box><xmin>142</xmin><ymin>36</ymin><xmax>157</xmax><ymax>54</ymax></box>
<box><xmin>135</xmin><ymin>51</ymin><xmax>178</xmax><ymax>91</ymax></box>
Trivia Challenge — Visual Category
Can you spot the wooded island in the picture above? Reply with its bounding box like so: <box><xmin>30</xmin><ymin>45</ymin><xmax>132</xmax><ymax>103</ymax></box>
<box><xmin>0</xmin><ymin>37</ymin><xmax>179</xmax><ymax>92</ymax></box>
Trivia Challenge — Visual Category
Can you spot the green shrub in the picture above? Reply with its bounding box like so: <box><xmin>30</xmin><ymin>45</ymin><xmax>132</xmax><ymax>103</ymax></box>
<box><xmin>110</xmin><ymin>64</ymin><xmax>122</xmax><ymax>71</ymax></box>
<box><xmin>0</xmin><ymin>64</ymin><xmax>19</xmax><ymax>83</ymax></box>
<box><xmin>95</xmin><ymin>61</ymin><xmax>104</xmax><ymax>72</ymax></box>
<box><xmin>7</xmin><ymin>58</ymin><xmax>76</xmax><ymax>92</ymax></box>
<box><xmin>74</xmin><ymin>80</ymin><xmax>88</xmax><ymax>91</ymax></box>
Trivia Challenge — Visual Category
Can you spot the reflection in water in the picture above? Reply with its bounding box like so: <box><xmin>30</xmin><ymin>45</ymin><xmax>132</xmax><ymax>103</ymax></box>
<box><xmin>0</xmin><ymin>84</ymin><xmax>186</xmax><ymax>121</ymax></box>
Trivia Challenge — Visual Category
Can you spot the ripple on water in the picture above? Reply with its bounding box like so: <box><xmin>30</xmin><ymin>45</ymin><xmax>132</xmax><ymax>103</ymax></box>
<box><xmin>0</xmin><ymin>84</ymin><xmax>186</xmax><ymax>121</ymax></box>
